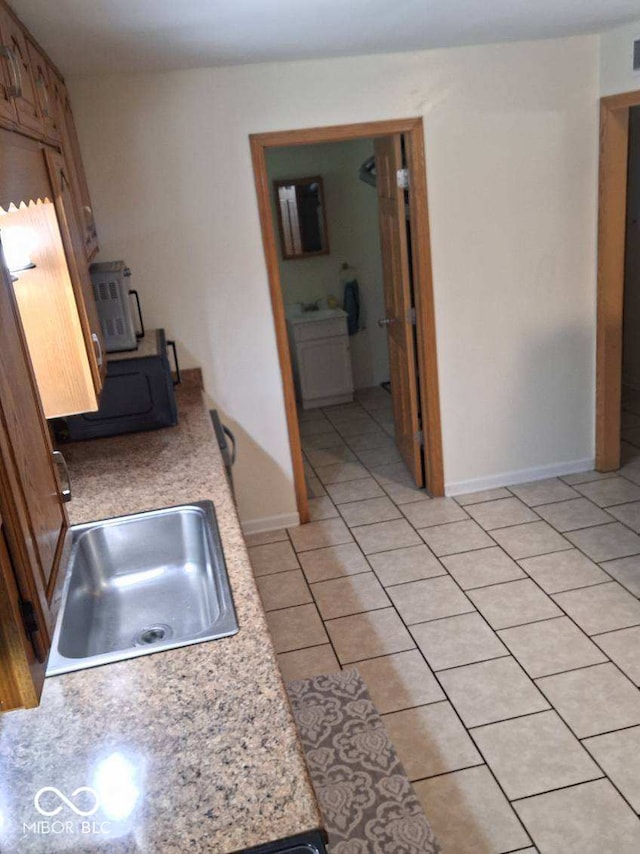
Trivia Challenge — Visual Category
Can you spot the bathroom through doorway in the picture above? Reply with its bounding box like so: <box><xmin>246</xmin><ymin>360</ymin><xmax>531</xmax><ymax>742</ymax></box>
<box><xmin>251</xmin><ymin>118</ymin><xmax>443</xmax><ymax>523</ymax></box>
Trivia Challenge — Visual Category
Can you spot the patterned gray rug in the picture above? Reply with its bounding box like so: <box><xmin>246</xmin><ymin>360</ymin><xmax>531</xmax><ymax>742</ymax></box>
<box><xmin>286</xmin><ymin>668</ymin><xmax>441</xmax><ymax>853</ymax></box>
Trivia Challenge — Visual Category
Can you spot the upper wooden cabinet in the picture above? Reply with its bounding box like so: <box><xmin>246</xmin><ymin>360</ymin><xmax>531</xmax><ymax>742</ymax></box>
<box><xmin>0</xmin><ymin>2</ymin><xmax>99</xmax><ymax>260</ymax></box>
<box><xmin>53</xmin><ymin>77</ymin><xmax>99</xmax><ymax>260</ymax></box>
<box><xmin>45</xmin><ymin>146</ymin><xmax>106</xmax><ymax>393</ymax></box>
<box><xmin>0</xmin><ymin>34</ymin><xmax>17</xmax><ymax>126</ymax></box>
<box><xmin>0</xmin><ymin>5</ymin><xmax>42</xmax><ymax>137</ymax></box>
<box><xmin>0</xmin><ymin>131</ymin><xmax>104</xmax><ymax>418</ymax></box>
<box><xmin>26</xmin><ymin>38</ymin><xmax>60</xmax><ymax>145</ymax></box>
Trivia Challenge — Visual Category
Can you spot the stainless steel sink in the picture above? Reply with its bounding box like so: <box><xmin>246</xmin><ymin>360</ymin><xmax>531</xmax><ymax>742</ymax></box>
<box><xmin>46</xmin><ymin>501</ymin><xmax>238</xmax><ymax>676</ymax></box>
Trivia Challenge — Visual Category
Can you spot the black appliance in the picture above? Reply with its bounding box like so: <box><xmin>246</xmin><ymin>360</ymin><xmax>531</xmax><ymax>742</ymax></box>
<box><xmin>240</xmin><ymin>829</ymin><xmax>326</xmax><ymax>853</ymax></box>
<box><xmin>58</xmin><ymin>329</ymin><xmax>180</xmax><ymax>441</ymax></box>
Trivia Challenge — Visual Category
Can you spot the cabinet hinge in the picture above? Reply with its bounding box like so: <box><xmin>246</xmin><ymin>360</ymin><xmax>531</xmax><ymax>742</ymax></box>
<box><xmin>407</xmin><ymin>306</ymin><xmax>416</xmax><ymax>325</ymax></box>
<box><xmin>20</xmin><ymin>600</ymin><xmax>38</xmax><ymax>636</ymax></box>
<box><xmin>415</xmin><ymin>430</ymin><xmax>424</xmax><ymax>447</ymax></box>
<box><xmin>396</xmin><ymin>168</ymin><xmax>409</xmax><ymax>190</ymax></box>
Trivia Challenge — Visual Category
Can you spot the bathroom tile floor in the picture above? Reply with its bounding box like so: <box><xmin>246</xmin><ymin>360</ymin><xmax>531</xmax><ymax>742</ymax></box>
<box><xmin>248</xmin><ymin>387</ymin><xmax>640</xmax><ymax>853</ymax></box>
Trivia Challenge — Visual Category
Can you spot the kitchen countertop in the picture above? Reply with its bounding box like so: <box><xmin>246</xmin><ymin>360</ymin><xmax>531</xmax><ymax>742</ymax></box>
<box><xmin>0</xmin><ymin>375</ymin><xmax>322</xmax><ymax>853</ymax></box>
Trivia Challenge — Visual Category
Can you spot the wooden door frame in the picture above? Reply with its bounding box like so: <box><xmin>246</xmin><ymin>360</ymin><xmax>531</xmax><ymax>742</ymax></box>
<box><xmin>596</xmin><ymin>89</ymin><xmax>640</xmax><ymax>470</ymax></box>
<box><xmin>250</xmin><ymin>118</ymin><xmax>444</xmax><ymax>524</ymax></box>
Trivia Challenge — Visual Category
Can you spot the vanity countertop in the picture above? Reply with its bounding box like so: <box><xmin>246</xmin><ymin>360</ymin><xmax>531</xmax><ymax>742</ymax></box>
<box><xmin>286</xmin><ymin>307</ymin><xmax>347</xmax><ymax>324</ymax></box>
<box><xmin>0</xmin><ymin>375</ymin><xmax>322</xmax><ymax>853</ymax></box>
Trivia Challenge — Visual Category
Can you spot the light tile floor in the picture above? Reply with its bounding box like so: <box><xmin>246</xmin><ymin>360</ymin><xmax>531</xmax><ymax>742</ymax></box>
<box><xmin>247</xmin><ymin>387</ymin><xmax>640</xmax><ymax>853</ymax></box>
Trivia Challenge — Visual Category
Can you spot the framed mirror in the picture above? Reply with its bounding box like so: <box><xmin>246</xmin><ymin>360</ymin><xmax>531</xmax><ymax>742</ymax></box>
<box><xmin>274</xmin><ymin>176</ymin><xmax>329</xmax><ymax>260</ymax></box>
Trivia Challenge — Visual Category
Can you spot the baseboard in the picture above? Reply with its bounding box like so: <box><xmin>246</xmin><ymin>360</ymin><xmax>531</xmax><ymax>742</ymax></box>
<box><xmin>445</xmin><ymin>457</ymin><xmax>596</xmax><ymax>497</ymax></box>
<box><xmin>241</xmin><ymin>512</ymin><xmax>300</xmax><ymax>536</ymax></box>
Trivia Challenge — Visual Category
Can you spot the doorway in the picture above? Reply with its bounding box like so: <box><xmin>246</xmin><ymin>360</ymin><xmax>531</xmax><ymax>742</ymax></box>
<box><xmin>250</xmin><ymin>119</ymin><xmax>443</xmax><ymax>523</ymax></box>
<box><xmin>621</xmin><ymin>107</ymin><xmax>640</xmax><ymax>459</ymax></box>
<box><xmin>596</xmin><ymin>90</ymin><xmax>640</xmax><ymax>471</ymax></box>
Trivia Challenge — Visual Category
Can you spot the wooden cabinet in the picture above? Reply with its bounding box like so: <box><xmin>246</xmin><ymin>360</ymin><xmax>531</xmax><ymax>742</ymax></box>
<box><xmin>0</xmin><ymin>1</ymin><xmax>99</xmax><ymax>261</ymax></box>
<box><xmin>0</xmin><ymin>516</ymin><xmax>42</xmax><ymax>711</ymax></box>
<box><xmin>54</xmin><ymin>77</ymin><xmax>99</xmax><ymax>260</ymax></box>
<box><xmin>0</xmin><ymin>251</ymin><xmax>68</xmax><ymax>710</ymax></box>
<box><xmin>288</xmin><ymin>314</ymin><xmax>354</xmax><ymax>409</ymax></box>
<box><xmin>0</xmin><ymin>36</ymin><xmax>17</xmax><ymax>126</ymax></box>
<box><xmin>26</xmin><ymin>38</ymin><xmax>60</xmax><ymax>144</ymax></box>
<box><xmin>45</xmin><ymin>147</ymin><xmax>106</xmax><ymax>395</ymax></box>
<box><xmin>0</xmin><ymin>132</ymin><xmax>104</xmax><ymax>418</ymax></box>
<box><xmin>0</xmin><ymin>6</ymin><xmax>42</xmax><ymax>137</ymax></box>
<box><xmin>0</xmin><ymin>0</ymin><xmax>102</xmax><ymax>712</ymax></box>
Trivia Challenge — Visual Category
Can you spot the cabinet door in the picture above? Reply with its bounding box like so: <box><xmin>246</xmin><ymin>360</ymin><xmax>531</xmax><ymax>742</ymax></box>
<box><xmin>298</xmin><ymin>336</ymin><xmax>353</xmax><ymax>402</ymax></box>
<box><xmin>0</xmin><ymin>240</ymin><xmax>67</xmax><ymax>658</ymax></box>
<box><xmin>0</xmin><ymin>514</ymin><xmax>42</xmax><ymax>710</ymax></box>
<box><xmin>0</xmin><ymin>9</ymin><xmax>42</xmax><ymax>136</ymax></box>
<box><xmin>45</xmin><ymin>148</ymin><xmax>106</xmax><ymax>391</ymax></box>
<box><xmin>0</xmin><ymin>30</ymin><xmax>17</xmax><ymax>127</ymax></box>
<box><xmin>26</xmin><ymin>39</ymin><xmax>59</xmax><ymax>143</ymax></box>
<box><xmin>53</xmin><ymin>77</ymin><xmax>99</xmax><ymax>260</ymax></box>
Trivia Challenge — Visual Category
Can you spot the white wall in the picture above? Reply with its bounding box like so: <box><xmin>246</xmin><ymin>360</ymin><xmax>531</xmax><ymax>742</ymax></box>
<box><xmin>266</xmin><ymin>139</ymin><xmax>389</xmax><ymax>389</ymax></box>
<box><xmin>600</xmin><ymin>18</ymin><xmax>640</xmax><ymax>96</ymax></box>
<box><xmin>69</xmin><ymin>34</ymin><xmax>599</xmax><ymax>524</ymax></box>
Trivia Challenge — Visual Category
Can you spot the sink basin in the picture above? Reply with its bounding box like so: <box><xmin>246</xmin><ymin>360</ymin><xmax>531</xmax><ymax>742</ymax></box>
<box><xmin>46</xmin><ymin>501</ymin><xmax>238</xmax><ymax>676</ymax></box>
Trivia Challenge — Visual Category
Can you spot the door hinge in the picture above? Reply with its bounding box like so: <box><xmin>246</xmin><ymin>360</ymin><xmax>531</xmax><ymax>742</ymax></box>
<box><xmin>415</xmin><ymin>430</ymin><xmax>424</xmax><ymax>447</ymax></box>
<box><xmin>396</xmin><ymin>168</ymin><xmax>409</xmax><ymax>190</ymax></box>
<box><xmin>20</xmin><ymin>600</ymin><xmax>38</xmax><ymax>636</ymax></box>
<box><xmin>407</xmin><ymin>306</ymin><xmax>416</xmax><ymax>325</ymax></box>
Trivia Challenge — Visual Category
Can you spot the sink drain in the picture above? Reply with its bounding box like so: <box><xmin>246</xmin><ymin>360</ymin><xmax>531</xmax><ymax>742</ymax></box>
<box><xmin>134</xmin><ymin>624</ymin><xmax>173</xmax><ymax>646</ymax></box>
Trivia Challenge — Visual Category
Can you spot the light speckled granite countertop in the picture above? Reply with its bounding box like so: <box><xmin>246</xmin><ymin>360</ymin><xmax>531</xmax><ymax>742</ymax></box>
<box><xmin>0</xmin><ymin>377</ymin><xmax>322</xmax><ymax>853</ymax></box>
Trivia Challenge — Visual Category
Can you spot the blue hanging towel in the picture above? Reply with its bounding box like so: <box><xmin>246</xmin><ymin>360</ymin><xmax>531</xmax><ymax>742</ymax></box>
<box><xmin>343</xmin><ymin>279</ymin><xmax>360</xmax><ymax>336</ymax></box>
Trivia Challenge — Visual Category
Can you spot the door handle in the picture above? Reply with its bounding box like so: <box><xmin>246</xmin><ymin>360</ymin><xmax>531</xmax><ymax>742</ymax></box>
<box><xmin>52</xmin><ymin>451</ymin><xmax>72</xmax><ymax>503</ymax></box>
<box><xmin>91</xmin><ymin>332</ymin><xmax>103</xmax><ymax>367</ymax></box>
<box><xmin>378</xmin><ymin>317</ymin><xmax>396</xmax><ymax>328</ymax></box>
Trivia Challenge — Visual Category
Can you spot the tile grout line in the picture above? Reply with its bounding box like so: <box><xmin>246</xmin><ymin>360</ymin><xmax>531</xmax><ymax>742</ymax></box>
<box><xmin>579</xmin><ymin>720</ymin><xmax>640</xmax><ymax>742</ymax></box>
<box><xmin>444</xmin><ymin>485</ymin><xmax>640</xmax><ymax>817</ymax></box>
<box><xmin>458</xmin><ymin>499</ymin><xmax>640</xmax><ymax>817</ymax></box>
<box><xmin>303</xmin><ymin>414</ymin><xmax>535</xmax><ymax>834</ymax></box>
<box><xmin>281</xmin><ymin>525</ymin><xmax>345</xmax><ymax>671</ymax></box>
<box><xmin>342</xmin><ymin>470</ymin><xmax>546</xmax><ymax>842</ymax></box>
<box><xmin>287</xmin><ymin>403</ymin><xmax>640</xmax><ymax>836</ymax></box>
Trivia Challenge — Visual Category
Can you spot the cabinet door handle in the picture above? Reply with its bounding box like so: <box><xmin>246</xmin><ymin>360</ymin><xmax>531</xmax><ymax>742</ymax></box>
<box><xmin>35</xmin><ymin>71</ymin><xmax>50</xmax><ymax>117</ymax></box>
<box><xmin>0</xmin><ymin>44</ymin><xmax>22</xmax><ymax>98</ymax></box>
<box><xmin>52</xmin><ymin>451</ymin><xmax>72</xmax><ymax>503</ymax></box>
<box><xmin>83</xmin><ymin>205</ymin><xmax>95</xmax><ymax>237</ymax></box>
<box><xmin>91</xmin><ymin>332</ymin><xmax>103</xmax><ymax>367</ymax></box>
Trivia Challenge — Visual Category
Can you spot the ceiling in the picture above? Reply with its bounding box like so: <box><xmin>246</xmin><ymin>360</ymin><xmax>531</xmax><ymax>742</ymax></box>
<box><xmin>9</xmin><ymin>0</ymin><xmax>640</xmax><ymax>77</ymax></box>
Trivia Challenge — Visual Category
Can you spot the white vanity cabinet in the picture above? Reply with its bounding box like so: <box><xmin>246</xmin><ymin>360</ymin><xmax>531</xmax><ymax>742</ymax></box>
<box><xmin>287</xmin><ymin>310</ymin><xmax>354</xmax><ymax>409</ymax></box>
